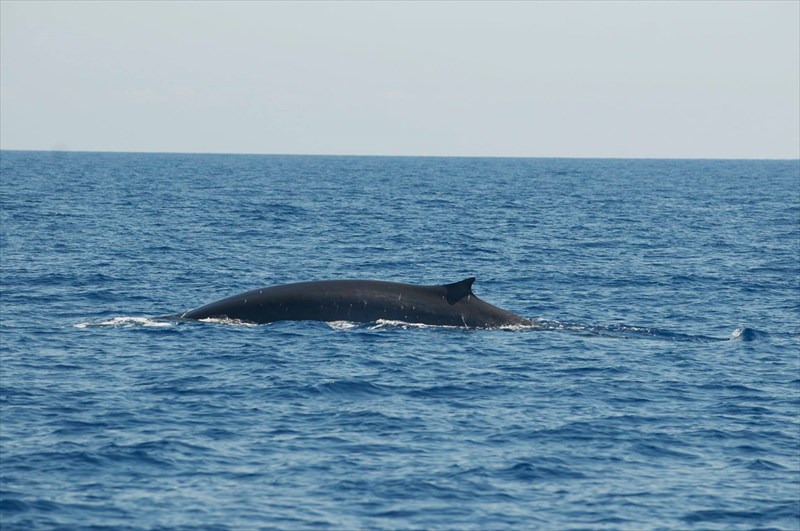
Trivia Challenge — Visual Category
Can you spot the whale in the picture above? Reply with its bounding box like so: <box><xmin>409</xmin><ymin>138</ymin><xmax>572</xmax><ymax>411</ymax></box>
<box><xmin>167</xmin><ymin>277</ymin><xmax>532</xmax><ymax>328</ymax></box>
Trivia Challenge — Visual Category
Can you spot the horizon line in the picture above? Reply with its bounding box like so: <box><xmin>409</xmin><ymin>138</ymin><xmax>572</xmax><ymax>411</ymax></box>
<box><xmin>1</xmin><ymin>148</ymin><xmax>798</xmax><ymax>162</ymax></box>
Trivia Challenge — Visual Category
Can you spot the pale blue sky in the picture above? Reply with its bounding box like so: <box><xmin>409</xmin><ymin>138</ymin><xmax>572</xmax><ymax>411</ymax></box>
<box><xmin>1</xmin><ymin>1</ymin><xmax>798</xmax><ymax>158</ymax></box>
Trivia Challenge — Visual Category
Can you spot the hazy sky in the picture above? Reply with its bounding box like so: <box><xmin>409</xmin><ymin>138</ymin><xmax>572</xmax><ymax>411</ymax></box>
<box><xmin>1</xmin><ymin>1</ymin><xmax>798</xmax><ymax>158</ymax></box>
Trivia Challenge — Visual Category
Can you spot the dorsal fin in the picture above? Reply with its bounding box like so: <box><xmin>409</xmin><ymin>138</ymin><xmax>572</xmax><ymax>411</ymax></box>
<box><xmin>444</xmin><ymin>277</ymin><xmax>476</xmax><ymax>304</ymax></box>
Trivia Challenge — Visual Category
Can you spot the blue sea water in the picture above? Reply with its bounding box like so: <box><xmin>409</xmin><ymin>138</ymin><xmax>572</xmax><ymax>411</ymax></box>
<box><xmin>1</xmin><ymin>151</ymin><xmax>798</xmax><ymax>530</ymax></box>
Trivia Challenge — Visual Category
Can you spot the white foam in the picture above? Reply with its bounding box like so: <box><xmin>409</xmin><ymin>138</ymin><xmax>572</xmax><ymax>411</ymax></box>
<box><xmin>325</xmin><ymin>321</ymin><xmax>361</xmax><ymax>330</ymax></box>
<box><xmin>368</xmin><ymin>319</ymin><xmax>438</xmax><ymax>330</ymax></box>
<box><xmin>496</xmin><ymin>322</ymin><xmax>540</xmax><ymax>332</ymax></box>
<box><xmin>327</xmin><ymin>319</ymin><xmax>540</xmax><ymax>331</ymax></box>
<box><xmin>74</xmin><ymin>317</ymin><xmax>175</xmax><ymax>328</ymax></box>
<box><xmin>197</xmin><ymin>317</ymin><xmax>258</xmax><ymax>327</ymax></box>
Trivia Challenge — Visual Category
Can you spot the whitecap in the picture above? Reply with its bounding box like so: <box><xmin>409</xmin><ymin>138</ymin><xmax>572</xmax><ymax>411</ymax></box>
<box><xmin>729</xmin><ymin>327</ymin><xmax>766</xmax><ymax>342</ymax></box>
<box><xmin>74</xmin><ymin>317</ymin><xmax>176</xmax><ymax>328</ymax></box>
<box><xmin>197</xmin><ymin>317</ymin><xmax>258</xmax><ymax>327</ymax></box>
<box><xmin>325</xmin><ymin>320</ymin><xmax>361</xmax><ymax>330</ymax></box>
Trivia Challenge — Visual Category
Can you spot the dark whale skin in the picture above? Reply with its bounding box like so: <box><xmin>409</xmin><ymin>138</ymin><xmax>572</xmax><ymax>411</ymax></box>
<box><xmin>175</xmin><ymin>277</ymin><xmax>531</xmax><ymax>328</ymax></box>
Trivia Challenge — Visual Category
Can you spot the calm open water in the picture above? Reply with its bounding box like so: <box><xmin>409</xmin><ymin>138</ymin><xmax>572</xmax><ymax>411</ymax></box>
<box><xmin>1</xmin><ymin>151</ymin><xmax>798</xmax><ymax>530</ymax></box>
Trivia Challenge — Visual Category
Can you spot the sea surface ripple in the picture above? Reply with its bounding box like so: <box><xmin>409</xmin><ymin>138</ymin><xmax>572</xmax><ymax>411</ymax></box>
<box><xmin>1</xmin><ymin>152</ymin><xmax>798</xmax><ymax>530</ymax></box>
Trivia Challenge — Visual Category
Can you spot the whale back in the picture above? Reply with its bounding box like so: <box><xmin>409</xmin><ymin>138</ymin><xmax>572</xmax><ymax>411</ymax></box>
<box><xmin>178</xmin><ymin>278</ymin><xmax>530</xmax><ymax>328</ymax></box>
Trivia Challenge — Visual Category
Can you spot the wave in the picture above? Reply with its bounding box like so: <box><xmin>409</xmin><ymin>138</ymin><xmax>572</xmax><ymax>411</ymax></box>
<box><xmin>75</xmin><ymin>316</ymin><xmax>766</xmax><ymax>342</ymax></box>
<box><xmin>532</xmin><ymin>319</ymin><xmax>766</xmax><ymax>343</ymax></box>
<box><xmin>74</xmin><ymin>317</ymin><xmax>176</xmax><ymax>329</ymax></box>
<box><xmin>729</xmin><ymin>327</ymin><xmax>768</xmax><ymax>342</ymax></box>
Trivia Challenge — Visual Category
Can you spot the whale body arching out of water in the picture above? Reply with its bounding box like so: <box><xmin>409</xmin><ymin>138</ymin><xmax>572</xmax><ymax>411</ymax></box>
<box><xmin>167</xmin><ymin>277</ymin><xmax>532</xmax><ymax>328</ymax></box>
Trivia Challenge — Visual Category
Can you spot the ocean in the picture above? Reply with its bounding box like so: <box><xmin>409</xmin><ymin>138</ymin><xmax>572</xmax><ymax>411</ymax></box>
<box><xmin>1</xmin><ymin>151</ymin><xmax>798</xmax><ymax>530</ymax></box>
